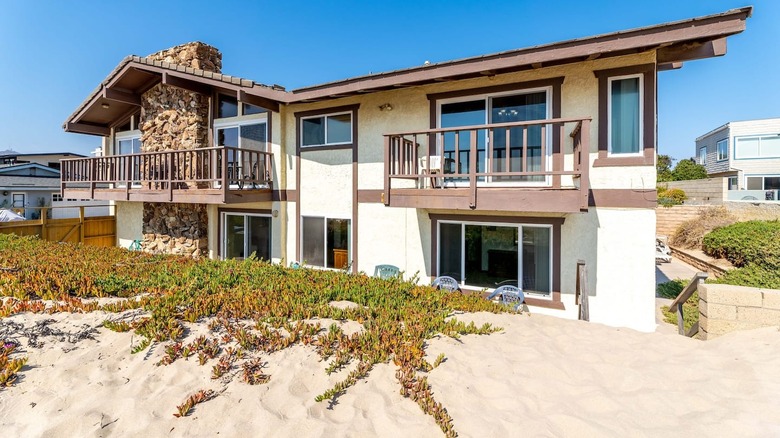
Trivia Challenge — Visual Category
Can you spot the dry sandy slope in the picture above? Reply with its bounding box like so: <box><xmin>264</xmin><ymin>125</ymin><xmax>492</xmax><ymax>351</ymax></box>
<box><xmin>1</xmin><ymin>311</ymin><xmax>779</xmax><ymax>437</ymax></box>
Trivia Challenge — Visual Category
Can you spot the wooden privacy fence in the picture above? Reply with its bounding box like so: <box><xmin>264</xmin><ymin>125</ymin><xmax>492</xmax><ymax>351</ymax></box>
<box><xmin>0</xmin><ymin>206</ymin><xmax>115</xmax><ymax>247</ymax></box>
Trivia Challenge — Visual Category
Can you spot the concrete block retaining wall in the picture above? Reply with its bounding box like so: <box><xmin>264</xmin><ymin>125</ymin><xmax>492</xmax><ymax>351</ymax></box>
<box><xmin>699</xmin><ymin>283</ymin><xmax>780</xmax><ymax>339</ymax></box>
<box><xmin>664</xmin><ymin>179</ymin><xmax>726</xmax><ymax>204</ymax></box>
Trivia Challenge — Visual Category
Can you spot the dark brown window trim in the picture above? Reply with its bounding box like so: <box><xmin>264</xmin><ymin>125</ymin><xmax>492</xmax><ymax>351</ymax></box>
<box><xmin>428</xmin><ymin>214</ymin><xmax>563</xmax><ymax>307</ymax></box>
<box><xmin>216</xmin><ymin>208</ymin><xmax>273</xmax><ymax>258</ymax></box>
<box><xmin>593</xmin><ymin>63</ymin><xmax>655</xmax><ymax>167</ymax></box>
<box><xmin>294</xmin><ymin>104</ymin><xmax>360</xmax><ymax>273</ymax></box>
<box><xmin>294</xmin><ymin>104</ymin><xmax>360</xmax><ymax>154</ymax></box>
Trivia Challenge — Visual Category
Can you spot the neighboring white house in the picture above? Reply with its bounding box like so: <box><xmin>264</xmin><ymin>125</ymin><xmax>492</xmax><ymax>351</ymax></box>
<box><xmin>696</xmin><ymin>117</ymin><xmax>780</xmax><ymax>200</ymax></box>
<box><xmin>60</xmin><ymin>8</ymin><xmax>751</xmax><ymax>332</ymax></box>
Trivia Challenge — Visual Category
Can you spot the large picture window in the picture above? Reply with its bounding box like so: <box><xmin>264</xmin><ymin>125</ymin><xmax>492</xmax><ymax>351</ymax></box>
<box><xmin>221</xmin><ymin>212</ymin><xmax>271</xmax><ymax>260</ymax></box>
<box><xmin>734</xmin><ymin>135</ymin><xmax>780</xmax><ymax>159</ymax></box>
<box><xmin>438</xmin><ymin>221</ymin><xmax>552</xmax><ymax>297</ymax></box>
<box><xmin>716</xmin><ymin>139</ymin><xmax>729</xmax><ymax>161</ymax></box>
<box><xmin>215</xmin><ymin>109</ymin><xmax>268</xmax><ymax>186</ymax></box>
<box><xmin>608</xmin><ymin>75</ymin><xmax>642</xmax><ymax>155</ymax></box>
<box><xmin>302</xmin><ymin>217</ymin><xmax>350</xmax><ymax>269</ymax></box>
<box><xmin>301</xmin><ymin>112</ymin><xmax>352</xmax><ymax>147</ymax></box>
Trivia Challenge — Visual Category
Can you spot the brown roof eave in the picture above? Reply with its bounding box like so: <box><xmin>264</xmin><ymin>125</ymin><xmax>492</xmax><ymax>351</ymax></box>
<box><xmin>287</xmin><ymin>6</ymin><xmax>751</xmax><ymax>101</ymax></box>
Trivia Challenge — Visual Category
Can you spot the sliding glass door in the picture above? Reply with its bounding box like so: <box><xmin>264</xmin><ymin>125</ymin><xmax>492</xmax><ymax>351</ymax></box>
<box><xmin>222</xmin><ymin>213</ymin><xmax>271</xmax><ymax>260</ymax></box>
<box><xmin>438</xmin><ymin>88</ymin><xmax>550</xmax><ymax>185</ymax></box>
<box><xmin>438</xmin><ymin>221</ymin><xmax>551</xmax><ymax>296</ymax></box>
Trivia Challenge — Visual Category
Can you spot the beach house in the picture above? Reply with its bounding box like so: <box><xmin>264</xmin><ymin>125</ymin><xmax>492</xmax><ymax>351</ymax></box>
<box><xmin>60</xmin><ymin>7</ymin><xmax>751</xmax><ymax>331</ymax></box>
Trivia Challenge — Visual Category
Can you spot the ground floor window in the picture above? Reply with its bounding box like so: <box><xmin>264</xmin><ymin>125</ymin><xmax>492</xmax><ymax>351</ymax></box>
<box><xmin>302</xmin><ymin>216</ymin><xmax>350</xmax><ymax>269</ymax></box>
<box><xmin>438</xmin><ymin>221</ymin><xmax>552</xmax><ymax>296</ymax></box>
<box><xmin>221</xmin><ymin>212</ymin><xmax>271</xmax><ymax>260</ymax></box>
<box><xmin>727</xmin><ymin>176</ymin><xmax>738</xmax><ymax>190</ymax></box>
<box><xmin>746</xmin><ymin>175</ymin><xmax>780</xmax><ymax>191</ymax></box>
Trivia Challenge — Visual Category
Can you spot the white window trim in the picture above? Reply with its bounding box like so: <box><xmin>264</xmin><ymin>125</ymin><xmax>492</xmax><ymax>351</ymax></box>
<box><xmin>213</xmin><ymin>112</ymin><xmax>268</xmax><ymax>129</ymax></box>
<box><xmin>115</xmin><ymin>130</ymin><xmax>141</xmax><ymax>155</ymax></box>
<box><xmin>300</xmin><ymin>215</ymin><xmax>351</xmax><ymax>270</ymax></box>
<box><xmin>734</xmin><ymin>133</ymin><xmax>780</xmax><ymax>160</ymax></box>
<box><xmin>699</xmin><ymin>146</ymin><xmax>707</xmax><ymax>165</ymax></box>
<box><xmin>716</xmin><ymin>139</ymin><xmax>729</xmax><ymax>162</ymax></box>
<box><xmin>436</xmin><ymin>219</ymin><xmax>554</xmax><ymax>299</ymax></box>
<box><xmin>606</xmin><ymin>73</ymin><xmax>644</xmax><ymax>157</ymax></box>
<box><xmin>435</xmin><ymin>86</ymin><xmax>553</xmax><ymax>188</ymax></box>
<box><xmin>220</xmin><ymin>212</ymin><xmax>272</xmax><ymax>261</ymax></box>
<box><xmin>744</xmin><ymin>174</ymin><xmax>780</xmax><ymax>190</ymax></box>
<box><xmin>300</xmin><ymin>111</ymin><xmax>354</xmax><ymax>148</ymax></box>
<box><xmin>11</xmin><ymin>192</ymin><xmax>25</xmax><ymax>209</ymax></box>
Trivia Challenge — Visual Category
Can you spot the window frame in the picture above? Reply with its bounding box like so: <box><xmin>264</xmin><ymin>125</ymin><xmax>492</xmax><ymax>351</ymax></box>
<box><xmin>300</xmin><ymin>215</ymin><xmax>351</xmax><ymax>270</ymax></box>
<box><xmin>213</xmin><ymin>112</ymin><xmax>269</xmax><ymax>149</ymax></box>
<box><xmin>52</xmin><ymin>193</ymin><xmax>63</xmax><ymax>203</ymax></box>
<box><xmin>744</xmin><ymin>174</ymin><xmax>780</xmax><ymax>191</ymax></box>
<box><xmin>114</xmin><ymin>130</ymin><xmax>142</xmax><ymax>156</ymax></box>
<box><xmin>734</xmin><ymin>134</ymin><xmax>780</xmax><ymax>160</ymax></box>
<box><xmin>716</xmin><ymin>139</ymin><xmax>729</xmax><ymax>162</ymax></box>
<box><xmin>593</xmin><ymin>64</ymin><xmax>655</xmax><ymax>167</ymax></box>
<box><xmin>219</xmin><ymin>210</ymin><xmax>272</xmax><ymax>261</ymax></box>
<box><xmin>606</xmin><ymin>73</ymin><xmax>644</xmax><ymax>157</ymax></box>
<box><xmin>299</xmin><ymin>111</ymin><xmax>354</xmax><ymax>149</ymax></box>
<box><xmin>435</xmin><ymin>219</ymin><xmax>554</xmax><ymax>300</ymax></box>
<box><xmin>699</xmin><ymin>146</ymin><xmax>707</xmax><ymax>165</ymax></box>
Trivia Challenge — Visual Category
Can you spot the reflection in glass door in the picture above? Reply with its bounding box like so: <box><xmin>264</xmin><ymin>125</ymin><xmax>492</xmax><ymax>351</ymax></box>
<box><xmin>116</xmin><ymin>135</ymin><xmax>141</xmax><ymax>188</ymax></box>
<box><xmin>223</xmin><ymin>213</ymin><xmax>271</xmax><ymax>260</ymax></box>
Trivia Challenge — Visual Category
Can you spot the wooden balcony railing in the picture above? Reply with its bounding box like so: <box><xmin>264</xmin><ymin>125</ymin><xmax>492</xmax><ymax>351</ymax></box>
<box><xmin>61</xmin><ymin>146</ymin><xmax>273</xmax><ymax>203</ymax></box>
<box><xmin>383</xmin><ymin>117</ymin><xmax>591</xmax><ymax>211</ymax></box>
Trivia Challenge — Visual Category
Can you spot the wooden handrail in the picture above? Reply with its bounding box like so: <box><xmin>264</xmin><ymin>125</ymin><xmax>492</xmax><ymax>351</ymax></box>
<box><xmin>383</xmin><ymin>116</ymin><xmax>593</xmax><ymax>137</ymax></box>
<box><xmin>668</xmin><ymin>272</ymin><xmax>708</xmax><ymax>336</ymax></box>
<box><xmin>575</xmin><ymin>259</ymin><xmax>589</xmax><ymax>321</ymax></box>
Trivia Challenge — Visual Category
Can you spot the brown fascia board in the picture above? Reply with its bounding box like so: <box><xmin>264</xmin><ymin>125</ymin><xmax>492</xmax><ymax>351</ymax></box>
<box><xmin>287</xmin><ymin>7</ymin><xmax>751</xmax><ymax>101</ymax></box>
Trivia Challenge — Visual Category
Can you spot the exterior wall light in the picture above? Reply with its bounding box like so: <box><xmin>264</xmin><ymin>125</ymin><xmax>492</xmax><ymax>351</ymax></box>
<box><xmin>378</xmin><ymin>103</ymin><xmax>393</xmax><ymax>111</ymax></box>
<box><xmin>101</xmin><ymin>103</ymin><xmax>110</xmax><ymax>109</ymax></box>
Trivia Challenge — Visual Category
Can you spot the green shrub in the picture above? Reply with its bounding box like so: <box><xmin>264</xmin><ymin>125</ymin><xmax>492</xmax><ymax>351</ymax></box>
<box><xmin>657</xmin><ymin>187</ymin><xmax>687</xmax><ymax>207</ymax></box>
<box><xmin>656</xmin><ymin>279</ymin><xmax>687</xmax><ymax>299</ymax></box>
<box><xmin>702</xmin><ymin>220</ymin><xmax>780</xmax><ymax>268</ymax></box>
<box><xmin>714</xmin><ymin>264</ymin><xmax>780</xmax><ymax>289</ymax></box>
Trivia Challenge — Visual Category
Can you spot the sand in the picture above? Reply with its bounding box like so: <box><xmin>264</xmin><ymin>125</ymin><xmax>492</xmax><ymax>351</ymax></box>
<box><xmin>1</xmin><ymin>310</ymin><xmax>779</xmax><ymax>437</ymax></box>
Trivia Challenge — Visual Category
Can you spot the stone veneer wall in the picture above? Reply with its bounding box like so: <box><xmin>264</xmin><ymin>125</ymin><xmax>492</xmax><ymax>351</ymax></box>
<box><xmin>699</xmin><ymin>283</ymin><xmax>780</xmax><ymax>339</ymax></box>
<box><xmin>139</xmin><ymin>42</ymin><xmax>221</xmax><ymax>257</ymax></box>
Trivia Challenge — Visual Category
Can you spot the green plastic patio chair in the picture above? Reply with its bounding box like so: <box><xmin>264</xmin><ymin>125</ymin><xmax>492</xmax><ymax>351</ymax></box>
<box><xmin>374</xmin><ymin>264</ymin><xmax>400</xmax><ymax>279</ymax></box>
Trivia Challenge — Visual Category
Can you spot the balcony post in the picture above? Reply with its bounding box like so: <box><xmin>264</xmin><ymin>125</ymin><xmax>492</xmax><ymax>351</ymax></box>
<box><xmin>167</xmin><ymin>151</ymin><xmax>173</xmax><ymax>202</ymax></box>
<box><xmin>580</xmin><ymin>119</ymin><xmax>591</xmax><ymax>211</ymax></box>
<box><xmin>221</xmin><ymin>147</ymin><xmax>228</xmax><ymax>203</ymax></box>
<box><xmin>383</xmin><ymin>136</ymin><xmax>390</xmax><ymax>206</ymax></box>
<box><xmin>469</xmin><ymin>130</ymin><xmax>477</xmax><ymax>208</ymax></box>
<box><xmin>89</xmin><ymin>159</ymin><xmax>96</xmax><ymax>198</ymax></box>
<box><xmin>553</xmin><ymin>123</ymin><xmax>563</xmax><ymax>189</ymax></box>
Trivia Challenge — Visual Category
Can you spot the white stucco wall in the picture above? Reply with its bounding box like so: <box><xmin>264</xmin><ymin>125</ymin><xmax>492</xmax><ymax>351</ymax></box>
<box><xmin>115</xmin><ymin>201</ymin><xmax>143</xmax><ymax>249</ymax></box>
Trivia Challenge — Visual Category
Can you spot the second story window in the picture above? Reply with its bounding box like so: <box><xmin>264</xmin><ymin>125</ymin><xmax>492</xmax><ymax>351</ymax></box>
<box><xmin>301</xmin><ymin>112</ymin><xmax>352</xmax><ymax>147</ymax></box>
<box><xmin>716</xmin><ymin>139</ymin><xmax>729</xmax><ymax>161</ymax></box>
<box><xmin>608</xmin><ymin>75</ymin><xmax>642</xmax><ymax>155</ymax></box>
<box><xmin>699</xmin><ymin>146</ymin><xmax>707</xmax><ymax>165</ymax></box>
<box><xmin>115</xmin><ymin>115</ymin><xmax>141</xmax><ymax>155</ymax></box>
<box><xmin>734</xmin><ymin>134</ymin><xmax>780</xmax><ymax>159</ymax></box>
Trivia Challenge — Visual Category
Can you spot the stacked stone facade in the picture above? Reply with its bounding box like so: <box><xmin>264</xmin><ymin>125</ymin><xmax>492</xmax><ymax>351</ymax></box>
<box><xmin>139</xmin><ymin>42</ymin><xmax>221</xmax><ymax>258</ymax></box>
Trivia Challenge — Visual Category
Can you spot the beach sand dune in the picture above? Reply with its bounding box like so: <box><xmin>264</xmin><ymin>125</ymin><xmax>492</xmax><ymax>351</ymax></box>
<box><xmin>2</xmin><ymin>311</ymin><xmax>779</xmax><ymax>437</ymax></box>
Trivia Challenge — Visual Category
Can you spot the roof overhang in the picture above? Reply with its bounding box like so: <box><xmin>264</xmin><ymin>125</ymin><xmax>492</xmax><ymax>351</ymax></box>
<box><xmin>64</xmin><ymin>57</ymin><xmax>289</xmax><ymax>136</ymax></box>
<box><xmin>288</xmin><ymin>7</ymin><xmax>751</xmax><ymax>102</ymax></box>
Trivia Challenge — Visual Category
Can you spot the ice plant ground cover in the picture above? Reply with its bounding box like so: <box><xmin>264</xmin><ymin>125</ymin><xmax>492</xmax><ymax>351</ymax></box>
<box><xmin>0</xmin><ymin>234</ymin><xmax>508</xmax><ymax>437</ymax></box>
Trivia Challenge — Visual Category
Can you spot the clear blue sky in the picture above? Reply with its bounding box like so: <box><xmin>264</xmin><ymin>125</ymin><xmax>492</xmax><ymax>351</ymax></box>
<box><xmin>1</xmin><ymin>1</ymin><xmax>776</xmax><ymax>162</ymax></box>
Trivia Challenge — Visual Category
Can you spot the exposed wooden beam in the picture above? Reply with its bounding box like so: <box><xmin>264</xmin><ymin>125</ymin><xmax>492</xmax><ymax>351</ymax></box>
<box><xmin>658</xmin><ymin>62</ymin><xmax>684</xmax><ymax>71</ymax></box>
<box><xmin>586</xmin><ymin>53</ymin><xmax>601</xmax><ymax>61</ymax></box>
<box><xmin>237</xmin><ymin>90</ymin><xmax>280</xmax><ymax>112</ymax></box>
<box><xmin>162</xmin><ymin>71</ymin><xmax>211</xmax><ymax>95</ymax></box>
<box><xmin>102</xmin><ymin>87</ymin><xmax>141</xmax><ymax>106</ymax></box>
<box><xmin>657</xmin><ymin>38</ymin><xmax>727</xmax><ymax>63</ymax></box>
<box><xmin>531</xmin><ymin>62</ymin><xmax>544</xmax><ymax>69</ymax></box>
<box><xmin>65</xmin><ymin>122</ymin><xmax>110</xmax><ymax>136</ymax></box>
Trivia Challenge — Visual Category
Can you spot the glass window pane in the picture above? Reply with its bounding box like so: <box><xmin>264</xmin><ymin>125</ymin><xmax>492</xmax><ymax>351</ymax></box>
<box><xmin>699</xmin><ymin>147</ymin><xmax>707</xmax><ymax>165</ymax></box>
<box><xmin>302</xmin><ymin>217</ymin><xmax>325</xmax><ymax>267</ymax></box>
<box><xmin>247</xmin><ymin>216</ymin><xmax>271</xmax><ymax>260</ymax></box>
<box><xmin>243</xmin><ymin>103</ymin><xmax>265</xmax><ymax>115</ymax></box>
<box><xmin>133</xmin><ymin>138</ymin><xmax>142</xmax><ymax>154</ymax></box>
<box><xmin>717</xmin><ymin>139</ymin><xmax>728</xmax><ymax>161</ymax></box>
<box><xmin>610</xmin><ymin>77</ymin><xmax>640</xmax><ymax>154</ymax></box>
<box><xmin>439</xmin><ymin>223</ymin><xmax>463</xmax><ymax>282</ymax></box>
<box><xmin>491</xmin><ymin>92</ymin><xmax>547</xmax><ymax>180</ymax></box>
<box><xmin>746</xmin><ymin>177</ymin><xmax>763</xmax><ymax>190</ymax></box>
<box><xmin>760</xmin><ymin>135</ymin><xmax>780</xmax><ymax>158</ymax></box>
<box><xmin>765</xmin><ymin>177</ymin><xmax>780</xmax><ymax>191</ymax></box>
<box><xmin>240</xmin><ymin>123</ymin><xmax>267</xmax><ymax>151</ymax></box>
<box><xmin>224</xmin><ymin>215</ymin><xmax>245</xmax><ymax>259</ymax></box>
<box><xmin>326</xmin><ymin>114</ymin><xmax>352</xmax><ymax>144</ymax></box>
<box><xmin>217</xmin><ymin>127</ymin><xmax>239</xmax><ymax>147</ymax></box>
<box><xmin>735</xmin><ymin>137</ymin><xmax>759</xmax><ymax>159</ymax></box>
<box><xmin>118</xmin><ymin>139</ymin><xmax>133</xmax><ymax>155</ymax></box>
<box><xmin>302</xmin><ymin>117</ymin><xmax>325</xmax><ymax>146</ymax></box>
<box><xmin>441</xmin><ymin>100</ymin><xmax>486</xmax><ymax>180</ymax></box>
<box><xmin>465</xmin><ymin>225</ymin><xmax>518</xmax><ymax>289</ymax></box>
<box><xmin>522</xmin><ymin>226</ymin><xmax>551</xmax><ymax>295</ymax></box>
<box><xmin>218</xmin><ymin>95</ymin><xmax>238</xmax><ymax>118</ymax></box>
<box><xmin>326</xmin><ymin>219</ymin><xmax>350</xmax><ymax>269</ymax></box>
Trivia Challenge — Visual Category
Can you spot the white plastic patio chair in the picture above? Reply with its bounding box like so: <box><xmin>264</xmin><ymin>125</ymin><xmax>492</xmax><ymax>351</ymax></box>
<box><xmin>487</xmin><ymin>285</ymin><xmax>525</xmax><ymax>311</ymax></box>
<box><xmin>432</xmin><ymin>275</ymin><xmax>460</xmax><ymax>292</ymax></box>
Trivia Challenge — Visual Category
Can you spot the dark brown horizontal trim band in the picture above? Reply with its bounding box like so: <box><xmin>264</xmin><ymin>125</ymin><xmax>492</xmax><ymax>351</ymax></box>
<box><xmin>427</xmin><ymin>77</ymin><xmax>565</xmax><ymax>101</ymax></box>
<box><xmin>588</xmin><ymin>189</ymin><xmax>656</xmax><ymax>208</ymax></box>
<box><xmin>272</xmin><ymin>190</ymin><xmax>298</xmax><ymax>202</ymax></box>
<box><xmin>469</xmin><ymin>290</ymin><xmax>565</xmax><ymax>310</ymax></box>
<box><xmin>300</xmin><ymin>144</ymin><xmax>354</xmax><ymax>152</ymax></box>
<box><xmin>429</xmin><ymin>213</ymin><xmax>565</xmax><ymax>225</ymax></box>
<box><xmin>593</xmin><ymin>63</ymin><xmax>655</xmax><ymax>78</ymax></box>
<box><xmin>357</xmin><ymin>190</ymin><xmax>383</xmax><ymax>203</ymax></box>
<box><xmin>293</xmin><ymin>104</ymin><xmax>361</xmax><ymax>119</ymax></box>
<box><xmin>218</xmin><ymin>208</ymin><xmax>272</xmax><ymax>215</ymax></box>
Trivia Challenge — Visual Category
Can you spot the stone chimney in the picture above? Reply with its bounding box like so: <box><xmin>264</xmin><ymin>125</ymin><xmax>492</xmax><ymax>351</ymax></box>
<box><xmin>138</xmin><ymin>42</ymin><xmax>220</xmax><ymax>258</ymax></box>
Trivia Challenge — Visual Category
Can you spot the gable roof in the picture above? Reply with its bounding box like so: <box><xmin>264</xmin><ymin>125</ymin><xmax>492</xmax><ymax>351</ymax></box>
<box><xmin>64</xmin><ymin>7</ymin><xmax>751</xmax><ymax>135</ymax></box>
<box><xmin>0</xmin><ymin>163</ymin><xmax>61</xmax><ymax>177</ymax></box>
